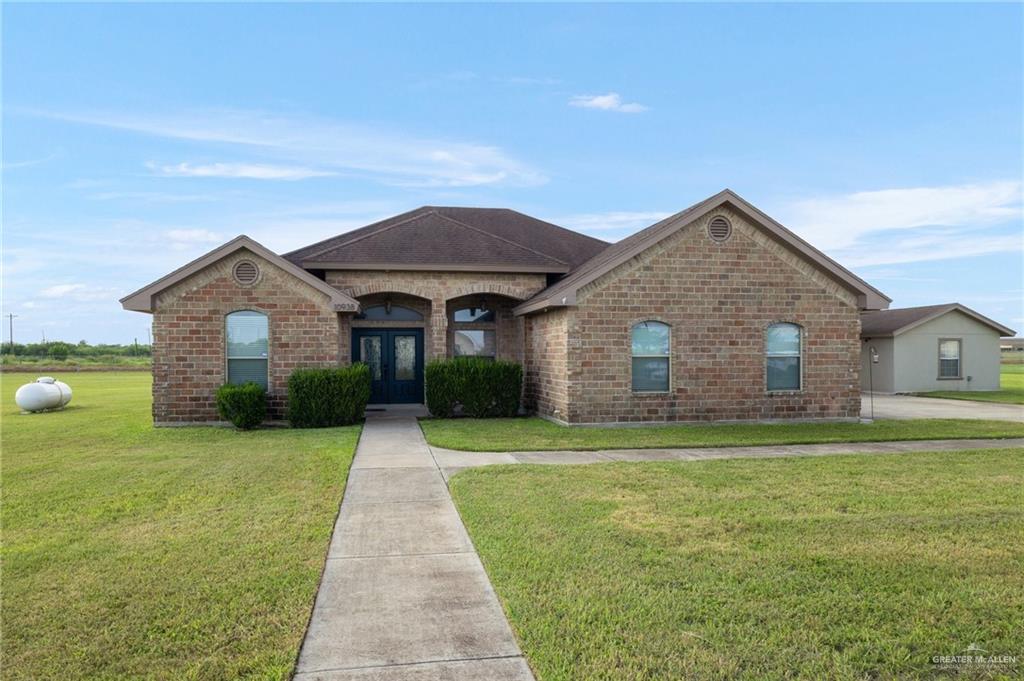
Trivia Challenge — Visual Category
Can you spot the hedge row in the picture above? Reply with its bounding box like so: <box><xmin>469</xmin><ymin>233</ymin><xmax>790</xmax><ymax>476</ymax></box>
<box><xmin>288</xmin><ymin>364</ymin><xmax>371</xmax><ymax>428</ymax></box>
<box><xmin>426</xmin><ymin>357</ymin><xmax>522</xmax><ymax>418</ymax></box>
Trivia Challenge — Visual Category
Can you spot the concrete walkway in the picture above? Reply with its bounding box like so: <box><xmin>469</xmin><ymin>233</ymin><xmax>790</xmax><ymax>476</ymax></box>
<box><xmin>861</xmin><ymin>393</ymin><xmax>1023</xmax><ymax>421</ymax></box>
<box><xmin>294</xmin><ymin>415</ymin><xmax>534</xmax><ymax>681</ymax></box>
<box><xmin>432</xmin><ymin>437</ymin><xmax>1024</xmax><ymax>480</ymax></box>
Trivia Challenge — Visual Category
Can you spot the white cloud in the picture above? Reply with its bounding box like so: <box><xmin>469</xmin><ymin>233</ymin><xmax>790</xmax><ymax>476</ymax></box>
<box><xmin>839</xmin><ymin>233</ymin><xmax>1023</xmax><ymax>268</ymax></box>
<box><xmin>33</xmin><ymin>108</ymin><xmax>546</xmax><ymax>188</ymax></box>
<box><xmin>569</xmin><ymin>93</ymin><xmax>648</xmax><ymax>113</ymax></box>
<box><xmin>555</xmin><ymin>211</ymin><xmax>670</xmax><ymax>241</ymax></box>
<box><xmin>3</xmin><ymin>152</ymin><xmax>59</xmax><ymax>170</ymax></box>
<box><xmin>87</xmin><ymin>190</ymin><xmax>220</xmax><ymax>203</ymax></box>
<box><xmin>150</xmin><ymin>161</ymin><xmax>335</xmax><ymax>181</ymax></box>
<box><xmin>39</xmin><ymin>283</ymin><xmax>118</xmax><ymax>301</ymax></box>
<box><xmin>784</xmin><ymin>180</ymin><xmax>1022</xmax><ymax>251</ymax></box>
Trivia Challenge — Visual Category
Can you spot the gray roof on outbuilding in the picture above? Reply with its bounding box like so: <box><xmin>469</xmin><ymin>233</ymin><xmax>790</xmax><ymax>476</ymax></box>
<box><xmin>860</xmin><ymin>303</ymin><xmax>1016</xmax><ymax>337</ymax></box>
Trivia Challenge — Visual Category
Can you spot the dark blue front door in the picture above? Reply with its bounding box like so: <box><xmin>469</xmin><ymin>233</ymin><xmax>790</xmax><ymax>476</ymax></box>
<box><xmin>352</xmin><ymin>329</ymin><xmax>424</xmax><ymax>404</ymax></box>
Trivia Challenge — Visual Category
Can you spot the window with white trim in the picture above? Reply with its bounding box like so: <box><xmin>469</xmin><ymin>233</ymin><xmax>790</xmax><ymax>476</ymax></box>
<box><xmin>631</xmin><ymin>321</ymin><xmax>670</xmax><ymax>392</ymax></box>
<box><xmin>226</xmin><ymin>310</ymin><xmax>268</xmax><ymax>389</ymax></box>
<box><xmin>938</xmin><ymin>339</ymin><xmax>962</xmax><ymax>378</ymax></box>
<box><xmin>766</xmin><ymin>323</ymin><xmax>801</xmax><ymax>391</ymax></box>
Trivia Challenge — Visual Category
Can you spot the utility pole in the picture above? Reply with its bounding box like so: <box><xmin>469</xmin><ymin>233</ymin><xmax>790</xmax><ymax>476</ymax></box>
<box><xmin>6</xmin><ymin>313</ymin><xmax>17</xmax><ymax>352</ymax></box>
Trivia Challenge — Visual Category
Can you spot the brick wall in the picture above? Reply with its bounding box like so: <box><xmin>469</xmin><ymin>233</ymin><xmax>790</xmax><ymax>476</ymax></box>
<box><xmin>151</xmin><ymin>249</ymin><xmax>341</xmax><ymax>423</ymax></box>
<box><xmin>537</xmin><ymin>208</ymin><xmax>862</xmax><ymax>424</ymax></box>
<box><xmin>326</xmin><ymin>270</ymin><xmax>546</xmax><ymax>360</ymax></box>
<box><xmin>523</xmin><ymin>308</ymin><xmax>570</xmax><ymax>419</ymax></box>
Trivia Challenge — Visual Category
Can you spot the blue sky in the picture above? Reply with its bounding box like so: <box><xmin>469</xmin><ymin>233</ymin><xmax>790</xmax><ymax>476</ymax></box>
<box><xmin>3</xmin><ymin>3</ymin><xmax>1022</xmax><ymax>344</ymax></box>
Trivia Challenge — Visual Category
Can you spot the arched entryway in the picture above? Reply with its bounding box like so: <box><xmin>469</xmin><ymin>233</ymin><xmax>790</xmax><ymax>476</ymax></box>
<box><xmin>350</xmin><ymin>292</ymin><xmax>429</xmax><ymax>404</ymax></box>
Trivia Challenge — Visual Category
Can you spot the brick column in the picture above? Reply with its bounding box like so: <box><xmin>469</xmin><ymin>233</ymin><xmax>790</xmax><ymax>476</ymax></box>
<box><xmin>429</xmin><ymin>297</ymin><xmax>448</xmax><ymax>360</ymax></box>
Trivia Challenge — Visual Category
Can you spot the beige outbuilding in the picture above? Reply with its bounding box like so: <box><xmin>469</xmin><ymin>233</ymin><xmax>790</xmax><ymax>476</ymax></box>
<box><xmin>860</xmin><ymin>304</ymin><xmax>1015</xmax><ymax>394</ymax></box>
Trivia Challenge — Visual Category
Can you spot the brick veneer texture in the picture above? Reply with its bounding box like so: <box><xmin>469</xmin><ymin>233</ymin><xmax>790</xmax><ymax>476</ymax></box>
<box><xmin>326</xmin><ymin>270</ymin><xmax>546</xmax><ymax>360</ymax></box>
<box><xmin>152</xmin><ymin>212</ymin><xmax>862</xmax><ymax>425</ymax></box>
<box><xmin>151</xmin><ymin>249</ymin><xmax>341</xmax><ymax>423</ymax></box>
<box><xmin>532</xmin><ymin>208</ymin><xmax>862</xmax><ymax>424</ymax></box>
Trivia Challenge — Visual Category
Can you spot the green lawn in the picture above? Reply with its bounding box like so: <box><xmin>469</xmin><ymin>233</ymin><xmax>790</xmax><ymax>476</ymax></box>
<box><xmin>421</xmin><ymin>417</ymin><xmax>1024</xmax><ymax>452</ymax></box>
<box><xmin>1</xmin><ymin>372</ymin><xmax>360</xmax><ymax>680</ymax></box>
<box><xmin>918</xmin><ymin>364</ymin><xmax>1024</xmax><ymax>405</ymax></box>
<box><xmin>451</xmin><ymin>451</ymin><xmax>1024</xmax><ymax>680</ymax></box>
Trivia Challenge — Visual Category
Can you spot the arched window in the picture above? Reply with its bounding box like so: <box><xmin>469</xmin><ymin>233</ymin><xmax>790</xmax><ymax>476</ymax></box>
<box><xmin>631</xmin><ymin>321</ymin><xmax>670</xmax><ymax>392</ymax></box>
<box><xmin>226</xmin><ymin>310</ymin><xmax>268</xmax><ymax>389</ymax></box>
<box><xmin>766</xmin><ymin>323</ymin><xmax>801</xmax><ymax>391</ymax></box>
<box><xmin>355</xmin><ymin>304</ymin><xmax>423</xmax><ymax>321</ymax></box>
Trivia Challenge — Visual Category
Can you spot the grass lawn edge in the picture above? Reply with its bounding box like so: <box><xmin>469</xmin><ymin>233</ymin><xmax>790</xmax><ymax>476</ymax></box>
<box><xmin>419</xmin><ymin>417</ymin><xmax>1024</xmax><ymax>452</ymax></box>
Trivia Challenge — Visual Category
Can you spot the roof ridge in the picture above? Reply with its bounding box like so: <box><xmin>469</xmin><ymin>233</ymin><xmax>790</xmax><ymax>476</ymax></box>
<box><xmin>433</xmin><ymin>212</ymin><xmax>570</xmax><ymax>266</ymax></box>
<box><xmin>497</xmin><ymin>208</ymin><xmax>609</xmax><ymax>247</ymax></box>
<box><xmin>297</xmin><ymin>209</ymin><xmax>438</xmax><ymax>262</ymax></box>
<box><xmin>281</xmin><ymin>206</ymin><xmax>428</xmax><ymax>260</ymax></box>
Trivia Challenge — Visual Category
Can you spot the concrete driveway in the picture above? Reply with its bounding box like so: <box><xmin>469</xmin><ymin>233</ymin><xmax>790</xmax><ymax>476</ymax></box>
<box><xmin>862</xmin><ymin>393</ymin><xmax>1022</xmax><ymax>422</ymax></box>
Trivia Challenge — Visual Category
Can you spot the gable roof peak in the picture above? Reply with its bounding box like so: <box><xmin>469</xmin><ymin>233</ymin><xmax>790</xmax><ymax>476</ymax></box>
<box><xmin>514</xmin><ymin>189</ymin><xmax>892</xmax><ymax>315</ymax></box>
<box><xmin>861</xmin><ymin>303</ymin><xmax>1015</xmax><ymax>337</ymax></box>
<box><xmin>121</xmin><ymin>235</ymin><xmax>360</xmax><ymax>314</ymax></box>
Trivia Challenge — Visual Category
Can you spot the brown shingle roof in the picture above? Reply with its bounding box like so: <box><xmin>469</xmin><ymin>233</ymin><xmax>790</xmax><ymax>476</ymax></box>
<box><xmin>283</xmin><ymin>206</ymin><xmax>609</xmax><ymax>272</ymax></box>
<box><xmin>861</xmin><ymin>303</ymin><xmax>1016</xmax><ymax>337</ymax></box>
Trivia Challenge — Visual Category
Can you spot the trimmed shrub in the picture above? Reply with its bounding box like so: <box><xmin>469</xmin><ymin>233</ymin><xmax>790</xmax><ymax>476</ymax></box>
<box><xmin>216</xmin><ymin>382</ymin><xmax>267</xmax><ymax>430</ymax></box>
<box><xmin>288</xmin><ymin>364</ymin><xmax>371</xmax><ymax>428</ymax></box>
<box><xmin>425</xmin><ymin>359</ymin><xmax>460</xmax><ymax>418</ymax></box>
<box><xmin>425</xmin><ymin>358</ymin><xmax>522</xmax><ymax>418</ymax></box>
<box><xmin>490</xmin><ymin>361</ymin><xmax>524</xmax><ymax>417</ymax></box>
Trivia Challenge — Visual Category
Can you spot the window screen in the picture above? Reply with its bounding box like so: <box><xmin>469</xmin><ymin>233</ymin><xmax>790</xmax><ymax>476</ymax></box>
<box><xmin>226</xmin><ymin>311</ymin><xmax>268</xmax><ymax>389</ymax></box>
<box><xmin>631</xmin><ymin>321</ymin><xmax>670</xmax><ymax>391</ymax></box>
<box><xmin>939</xmin><ymin>339</ymin><xmax>961</xmax><ymax>378</ymax></box>
<box><xmin>766</xmin><ymin>323</ymin><xmax>801</xmax><ymax>391</ymax></box>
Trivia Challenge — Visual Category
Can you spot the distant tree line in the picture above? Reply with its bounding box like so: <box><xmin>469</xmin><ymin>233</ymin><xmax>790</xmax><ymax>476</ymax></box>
<box><xmin>2</xmin><ymin>341</ymin><xmax>152</xmax><ymax>360</ymax></box>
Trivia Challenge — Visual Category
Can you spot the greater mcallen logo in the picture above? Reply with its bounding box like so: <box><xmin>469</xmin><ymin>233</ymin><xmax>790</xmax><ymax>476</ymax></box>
<box><xmin>932</xmin><ymin>643</ymin><xmax>1018</xmax><ymax>671</ymax></box>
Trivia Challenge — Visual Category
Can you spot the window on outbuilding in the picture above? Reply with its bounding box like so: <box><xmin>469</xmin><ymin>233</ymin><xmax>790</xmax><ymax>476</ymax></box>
<box><xmin>938</xmin><ymin>339</ymin><xmax>962</xmax><ymax>378</ymax></box>
<box><xmin>766</xmin><ymin>323</ymin><xmax>801</xmax><ymax>391</ymax></box>
<box><xmin>631</xmin><ymin>321</ymin><xmax>670</xmax><ymax>392</ymax></box>
<box><xmin>226</xmin><ymin>310</ymin><xmax>269</xmax><ymax>389</ymax></box>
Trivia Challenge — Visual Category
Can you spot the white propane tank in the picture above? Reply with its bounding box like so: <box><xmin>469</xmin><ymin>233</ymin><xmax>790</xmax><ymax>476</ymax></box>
<box><xmin>15</xmin><ymin>377</ymin><xmax>73</xmax><ymax>412</ymax></box>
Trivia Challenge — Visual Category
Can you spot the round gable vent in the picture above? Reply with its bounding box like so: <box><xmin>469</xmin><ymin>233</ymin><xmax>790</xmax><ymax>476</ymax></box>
<box><xmin>233</xmin><ymin>260</ymin><xmax>260</xmax><ymax>285</ymax></box>
<box><xmin>708</xmin><ymin>216</ymin><xmax>732</xmax><ymax>242</ymax></box>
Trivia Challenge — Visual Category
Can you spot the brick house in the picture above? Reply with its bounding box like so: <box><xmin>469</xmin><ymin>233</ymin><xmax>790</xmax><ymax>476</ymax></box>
<box><xmin>121</xmin><ymin>189</ymin><xmax>890</xmax><ymax>425</ymax></box>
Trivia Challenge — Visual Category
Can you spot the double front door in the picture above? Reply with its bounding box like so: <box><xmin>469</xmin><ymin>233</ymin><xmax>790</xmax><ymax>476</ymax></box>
<box><xmin>352</xmin><ymin>329</ymin><xmax>424</xmax><ymax>404</ymax></box>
